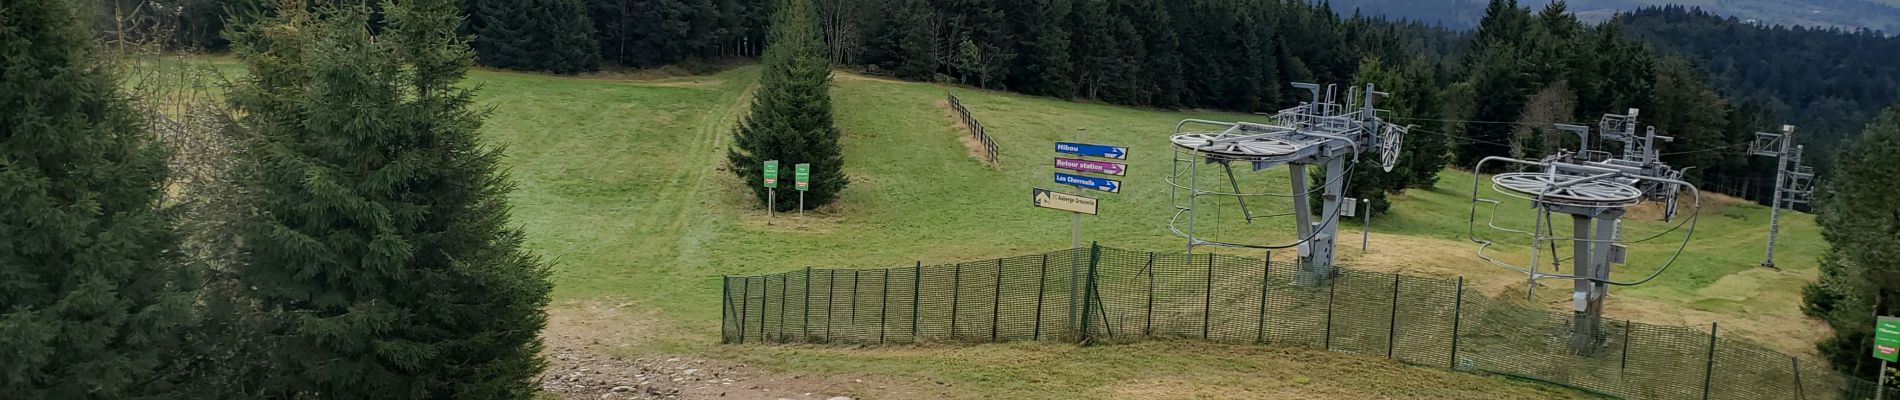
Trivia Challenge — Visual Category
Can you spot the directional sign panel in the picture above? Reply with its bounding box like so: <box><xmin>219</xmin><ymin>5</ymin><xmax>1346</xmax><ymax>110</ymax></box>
<box><xmin>763</xmin><ymin>160</ymin><xmax>779</xmax><ymax>188</ymax></box>
<box><xmin>1033</xmin><ymin>188</ymin><xmax>1098</xmax><ymax>215</ymax></box>
<box><xmin>1876</xmin><ymin>316</ymin><xmax>1900</xmax><ymax>362</ymax></box>
<box><xmin>1055</xmin><ymin>172</ymin><xmax>1120</xmax><ymax>194</ymax></box>
<box><xmin>794</xmin><ymin>163</ymin><xmax>810</xmax><ymax>191</ymax></box>
<box><xmin>1054</xmin><ymin>157</ymin><xmax>1127</xmax><ymax>176</ymax></box>
<box><xmin>1055</xmin><ymin>142</ymin><xmax>1128</xmax><ymax>160</ymax></box>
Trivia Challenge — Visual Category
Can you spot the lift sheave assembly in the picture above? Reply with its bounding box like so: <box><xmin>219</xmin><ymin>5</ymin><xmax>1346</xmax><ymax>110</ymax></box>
<box><xmin>1167</xmin><ymin>82</ymin><xmax>1409</xmax><ymax>287</ymax></box>
<box><xmin>1466</xmin><ymin>109</ymin><xmax>1703</xmax><ymax>353</ymax></box>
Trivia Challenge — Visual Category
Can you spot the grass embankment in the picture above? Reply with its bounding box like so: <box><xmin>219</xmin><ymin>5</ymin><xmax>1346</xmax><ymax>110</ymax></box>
<box><xmin>165</xmin><ymin>55</ymin><xmax>1822</xmax><ymax>397</ymax></box>
<box><xmin>476</xmin><ymin>67</ymin><xmax>1621</xmax><ymax>398</ymax></box>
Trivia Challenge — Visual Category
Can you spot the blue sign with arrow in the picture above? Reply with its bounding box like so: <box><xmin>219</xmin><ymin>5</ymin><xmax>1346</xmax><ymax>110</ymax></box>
<box><xmin>1055</xmin><ymin>172</ymin><xmax>1120</xmax><ymax>194</ymax></box>
<box><xmin>1055</xmin><ymin>142</ymin><xmax>1128</xmax><ymax>160</ymax></box>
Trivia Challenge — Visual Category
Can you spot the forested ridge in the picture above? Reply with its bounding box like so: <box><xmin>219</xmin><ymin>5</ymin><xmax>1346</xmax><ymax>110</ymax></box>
<box><xmin>94</xmin><ymin>0</ymin><xmax>1900</xmax><ymax>205</ymax></box>
<box><xmin>1616</xmin><ymin>6</ymin><xmax>1900</xmax><ymax>173</ymax></box>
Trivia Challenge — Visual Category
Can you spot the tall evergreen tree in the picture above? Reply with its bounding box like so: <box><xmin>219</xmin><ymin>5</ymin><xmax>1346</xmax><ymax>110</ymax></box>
<box><xmin>0</xmin><ymin>0</ymin><xmax>195</xmax><ymax>397</ymax></box>
<box><xmin>728</xmin><ymin>0</ymin><xmax>847</xmax><ymax>211</ymax></box>
<box><xmin>225</xmin><ymin>0</ymin><xmax>551</xmax><ymax>397</ymax></box>
<box><xmin>1801</xmin><ymin>101</ymin><xmax>1900</xmax><ymax>381</ymax></box>
<box><xmin>890</xmin><ymin>0</ymin><xmax>938</xmax><ymax>81</ymax></box>
<box><xmin>469</xmin><ymin>0</ymin><xmax>601</xmax><ymax>74</ymax></box>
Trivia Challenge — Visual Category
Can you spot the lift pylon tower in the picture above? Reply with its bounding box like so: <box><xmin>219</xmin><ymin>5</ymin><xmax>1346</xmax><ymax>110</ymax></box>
<box><xmin>1468</xmin><ymin>111</ymin><xmax>1701</xmax><ymax>353</ymax></box>
<box><xmin>1168</xmin><ymin>82</ymin><xmax>1409</xmax><ymax>287</ymax></box>
<box><xmin>1749</xmin><ymin>125</ymin><xmax>1813</xmax><ymax>268</ymax></box>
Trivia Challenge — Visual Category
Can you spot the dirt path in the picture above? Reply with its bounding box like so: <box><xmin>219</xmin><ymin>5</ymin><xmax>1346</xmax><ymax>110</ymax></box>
<box><xmin>537</xmin><ymin>302</ymin><xmax>873</xmax><ymax>400</ymax></box>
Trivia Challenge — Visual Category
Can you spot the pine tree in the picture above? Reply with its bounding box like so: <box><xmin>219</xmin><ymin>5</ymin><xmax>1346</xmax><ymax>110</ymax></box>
<box><xmin>891</xmin><ymin>0</ymin><xmax>937</xmax><ymax>81</ymax></box>
<box><xmin>225</xmin><ymin>0</ymin><xmax>551</xmax><ymax>397</ymax></box>
<box><xmin>0</xmin><ymin>0</ymin><xmax>195</xmax><ymax>397</ymax></box>
<box><xmin>728</xmin><ymin>0</ymin><xmax>847</xmax><ymax>211</ymax></box>
<box><xmin>1008</xmin><ymin>0</ymin><xmax>1072</xmax><ymax>98</ymax></box>
<box><xmin>469</xmin><ymin>0</ymin><xmax>601</xmax><ymax>74</ymax></box>
<box><xmin>1802</xmin><ymin>101</ymin><xmax>1900</xmax><ymax>380</ymax></box>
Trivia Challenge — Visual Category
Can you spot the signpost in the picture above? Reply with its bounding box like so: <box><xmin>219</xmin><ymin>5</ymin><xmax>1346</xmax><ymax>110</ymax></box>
<box><xmin>763</xmin><ymin>160</ymin><xmax>779</xmax><ymax>221</ymax></box>
<box><xmin>1054</xmin><ymin>157</ymin><xmax>1128</xmax><ymax>176</ymax></box>
<box><xmin>1055</xmin><ymin>142</ymin><xmax>1129</xmax><ymax>159</ymax></box>
<box><xmin>1040</xmin><ymin>133</ymin><xmax>1130</xmax><ymax>338</ymax></box>
<box><xmin>795</xmin><ymin>163</ymin><xmax>810</xmax><ymax>226</ymax></box>
<box><xmin>1032</xmin><ymin>188</ymin><xmax>1099</xmax><ymax>215</ymax></box>
<box><xmin>1877</xmin><ymin>316</ymin><xmax>1900</xmax><ymax>398</ymax></box>
<box><xmin>1054</xmin><ymin>172</ymin><xmax>1120</xmax><ymax>194</ymax></box>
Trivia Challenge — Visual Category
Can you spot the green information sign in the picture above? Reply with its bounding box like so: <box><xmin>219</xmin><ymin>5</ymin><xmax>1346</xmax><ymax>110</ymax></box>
<box><xmin>762</xmin><ymin>160</ymin><xmax>779</xmax><ymax>188</ymax></box>
<box><xmin>1876</xmin><ymin>316</ymin><xmax>1900</xmax><ymax>362</ymax></box>
<box><xmin>794</xmin><ymin>163</ymin><xmax>810</xmax><ymax>191</ymax></box>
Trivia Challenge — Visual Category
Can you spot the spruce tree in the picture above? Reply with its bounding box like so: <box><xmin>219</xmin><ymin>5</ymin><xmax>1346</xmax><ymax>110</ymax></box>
<box><xmin>728</xmin><ymin>0</ymin><xmax>847</xmax><ymax>212</ymax></box>
<box><xmin>0</xmin><ymin>0</ymin><xmax>195</xmax><ymax>397</ymax></box>
<box><xmin>226</xmin><ymin>0</ymin><xmax>551</xmax><ymax>397</ymax></box>
<box><xmin>891</xmin><ymin>0</ymin><xmax>938</xmax><ymax>81</ymax></box>
<box><xmin>1802</xmin><ymin>101</ymin><xmax>1900</xmax><ymax>380</ymax></box>
<box><xmin>469</xmin><ymin>0</ymin><xmax>601</xmax><ymax>74</ymax></box>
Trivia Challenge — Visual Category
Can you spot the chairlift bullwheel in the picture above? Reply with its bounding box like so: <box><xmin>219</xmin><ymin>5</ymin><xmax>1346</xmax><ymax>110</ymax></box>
<box><xmin>1378</xmin><ymin>124</ymin><xmax>1406</xmax><ymax>172</ymax></box>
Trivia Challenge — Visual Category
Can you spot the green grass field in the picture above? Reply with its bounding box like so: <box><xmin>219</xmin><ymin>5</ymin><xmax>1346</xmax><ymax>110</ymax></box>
<box><xmin>162</xmin><ymin>56</ymin><xmax>1831</xmax><ymax>398</ymax></box>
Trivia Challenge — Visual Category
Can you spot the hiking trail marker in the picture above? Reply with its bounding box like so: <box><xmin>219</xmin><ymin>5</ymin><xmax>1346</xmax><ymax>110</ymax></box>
<box><xmin>1054</xmin><ymin>157</ymin><xmax>1127</xmax><ymax>176</ymax></box>
<box><xmin>1039</xmin><ymin>132</ymin><xmax>1128</xmax><ymax>336</ymax></box>
<box><xmin>1878</xmin><ymin>316</ymin><xmax>1900</xmax><ymax>398</ymax></box>
<box><xmin>1876</xmin><ymin>316</ymin><xmax>1900</xmax><ymax>362</ymax></box>
<box><xmin>1056</xmin><ymin>142</ymin><xmax>1128</xmax><ymax>159</ymax></box>
<box><xmin>763</xmin><ymin>160</ymin><xmax>779</xmax><ymax>222</ymax></box>
<box><xmin>795</xmin><ymin>163</ymin><xmax>810</xmax><ymax>226</ymax></box>
<box><xmin>1032</xmin><ymin>188</ymin><xmax>1099</xmax><ymax>215</ymax></box>
<box><xmin>1055</xmin><ymin>172</ymin><xmax>1120</xmax><ymax>194</ymax></box>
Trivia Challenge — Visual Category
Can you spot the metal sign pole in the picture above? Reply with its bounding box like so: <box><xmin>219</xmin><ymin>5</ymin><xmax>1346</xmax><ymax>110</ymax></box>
<box><xmin>1068</xmin><ymin>128</ymin><xmax>1085</xmax><ymax>336</ymax></box>
<box><xmin>1362</xmin><ymin>199</ymin><xmax>1371</xmax><ymax>252</ymax></box>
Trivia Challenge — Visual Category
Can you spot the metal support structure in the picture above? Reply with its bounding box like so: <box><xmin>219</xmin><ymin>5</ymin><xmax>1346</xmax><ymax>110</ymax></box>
<box><xmin>1466</xmin><ymin>110</ymin><xmax>1703</xmax><ymax>353</ymax></box>
<box><xmin>1166</xmin><ymin>83</ymin><xmax>1412</xmax><ymax>289</ymax></box>
<box><xmin>1751</xmin><ymin>125</ymin><xmax>1809</xmax><ymax>268</ymax></box>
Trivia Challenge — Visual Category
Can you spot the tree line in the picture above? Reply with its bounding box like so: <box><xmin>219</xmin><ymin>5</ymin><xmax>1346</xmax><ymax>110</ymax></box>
<box><xmin>1616</xmin><ymin>5</ymin><xmax>1900</xmax><ymax>178</ymax></box>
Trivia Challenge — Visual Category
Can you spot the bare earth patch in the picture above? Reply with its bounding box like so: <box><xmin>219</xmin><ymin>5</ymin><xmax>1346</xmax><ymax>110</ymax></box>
<box><xmin>539</xmin><ymin>301</ymin><xmax>874</xmax><ymax>400</ymax></box>
<box><xmin>935</xmin><ymin>99</ymin><xmax>998</xmax><ymax>168</ymax></box>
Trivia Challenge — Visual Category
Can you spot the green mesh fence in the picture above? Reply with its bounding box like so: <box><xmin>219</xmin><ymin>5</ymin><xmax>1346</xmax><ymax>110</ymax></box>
<box><xmin>720</xmin><ymin>245</ymin><xmax>1882</xmax><ymax>400</ymax></box>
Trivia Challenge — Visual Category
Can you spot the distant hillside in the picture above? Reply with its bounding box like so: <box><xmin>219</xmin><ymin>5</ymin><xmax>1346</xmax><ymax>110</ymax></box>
<box><xmin>1327</xmin><ymin>0</ymin><xmax>1900</xmax><ymax>33</ymax></box>
<box><xmin>1616</xmin><ymin>6</ymin><xmax>1900</xmax><ymax>169</ymax></box>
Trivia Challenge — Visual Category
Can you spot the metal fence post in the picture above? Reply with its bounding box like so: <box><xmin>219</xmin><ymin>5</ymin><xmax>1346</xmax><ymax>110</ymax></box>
<box><xmin>1256</xmin><ymin>253</ymin><xmax>1271</xmax><ymax>344</ymax></box>
<box><xmin>803</xmin><ymin>267</ymin><xmax>811</xmax><ymax>342</ymax></box>
<box><xmin>992</xmin><ymin>259</ymin><xmax>1004</xmax><ymax>342</ymax></box>
<box><xmin>1145</xmin><ymin>253</ymin><xmax>1156</xmax><ymax>336</ymax></box>
<box><xmin>739</xmin><ymin>277</ymin><xmax>751</xmax><ymax>344</ymax></box>
<box><xmin>778</xmin><ymin>274</ymin><xmax>788</xmax><ymax>342</ymax></box>
<box><xmin>1324</xmin><ymin>270</ymin><xmax>1339</xmax><ymax>350</ymax></box>
<box><xmin>1792</xmin><ymin>356</ymin><xmax>1806</xmax><ymax>400</ymax></box>
<box><xmin>826</xmin><ymin>270</ymin><xmax>835</xmax><ymax>340</ymax></box>
<box><xmin>1079</xmin><ymin>242</ymin><xmax>1101</xmax><ymax>343</ymax></box>
<box><xmin>758</xmin><ymin>276</ymin><xmax>768</xmax><ymax>342</ymax></box>
<box><xmin>1703</xmin><ymin>322</ymin><xmax>1719</xmax><ymax>400</ymax></box>
<box><xmin>1449</xmin><ymin>276</ymin><xmax>1463</xmax><ymax>369</ymax></box>
<box><xmin>721</xmin><ymin>275</ymin><xmax>731</xmax><ymax>344</ymax></box>
<box><xmin>851</xmin><ymin>270</ymin><xmax>860</xmax><ymax>324</ymax></box>
<box><xmin>1035</xmin><ymin>254</ymin><xmax>1048</xmax><ymax>340</ymax></box>
<box><xmin>951</xmin><ymin>263</ymin><xmax>962</xmax><ymax>340</ymax></box>
<box><xmin>880</xmin><ymin>269</ymin><xmax>889</xmax><ymax>344</ymax></box>
<box><xmin>1203</xmin><ymin>255</ymin><xmax>1215</xmax><ymax>340</ymax></box>
<box><xmin>1620</xmin><ymin>321</ymin><xmax>1632</xmax><ymax>370</ymax></box>
<box><xmin>1387</xmin><ymin>274</ymin><xmax>1401</xmax><ymax>358</ymax></box>
<box><xmin>912</xmin><ymin>261</ymin><xmax>922</xmax><ymax>339</ymax></box>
